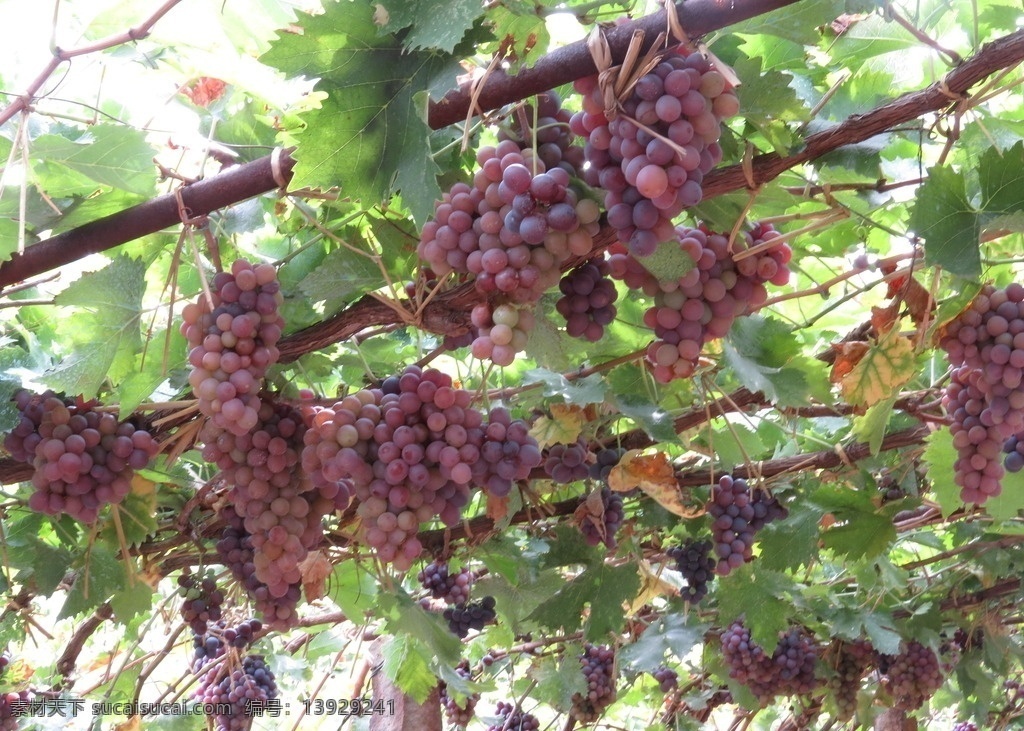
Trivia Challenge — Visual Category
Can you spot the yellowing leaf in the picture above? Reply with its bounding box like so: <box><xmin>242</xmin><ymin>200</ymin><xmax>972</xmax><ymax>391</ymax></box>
<box><xmin>608</xmin><ymin>451</ymin><xmax>693</xmax><ymax>517</ymax></box>
<box><xmin>529</xmin><ymin>403</ymin><xmax>585</xmax><ymax>448</ymax></box>
<box><xmin>839</xmin><ymin>326</ymin><xmax>917</xmax><ymax>407</ymax></box>
<box><xmin>626</xmin><ymin>560</ymin><xmax>679</xmax><ymax>615</ymax></box>
<box><xmin>828</xmin><ymin>341</ymin><xmax>870</xmax><ymax>384</ymax></box>
<box><xmin>113</xmin><ymin>716</ymin><xmax>141</xmax><ymax>731</ymax></box>
<box><xmin>130</xmin><ymin>473</ymin><xmax>155</xmax><ymax>497</ymax></box>
<box><xmin>299</xmin><ymin>550</ymin><xmax>333</xmax><ymax>601</ymax></box>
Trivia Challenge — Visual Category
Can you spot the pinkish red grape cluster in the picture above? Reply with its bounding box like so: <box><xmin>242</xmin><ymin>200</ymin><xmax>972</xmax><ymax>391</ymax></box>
<box><xmin>440</xmin><ymin>660</ymin><xmax>478</xmax><ymax>727</ymax></box>
<box><xmin>667</xmin><ymin>539</ymin><xmax>716</xmax><ymax>603</ymax></box>
<box><xmin>571</xmin><ymin>643</ymin><xmax>617</xmax><ymax>722</ymax></box>
<box><xmin>4</xmin><ymin>389</ymin><xmax>158</xmax><ymax>522</ymax></box>
<box><xmin>487</xmin><ymin>702</ymin><xmax>540</xmax><ymax>731</ymax></box>
<box><xmin>499</xmin><ymin>92</ymin><xmax>584</xmax><ymax>176</ymax></box>
<box><xmin>572</xmin><ymin>49</ymin><xmax>739</xmax><ymax>255</ymax></box>
<box><xmin>940</xmin><ymin>283</ymin><xmax>1024</xmax><ymax>504</ymax></box>
<box><xmin>180</xmin><ymin>259</ymin><xmax>284</xmax><ymax>436</ymax></box>
<box><xmin>608</xmin><ymin>222</ymin><xmax>791</xmax><ymax>382</ymax></box>
<box><xmin>707</xmin><ymin>475</ymin><xmax>787</xmax><ymax>576</ymax></box>
<box><xmin>301</xmin><ymin>366</ymin><xmax>541</xmax><ymax>570</ymax></box>
<box><xmin>556</xmin><ymin>257</ymin><xmax>619</xmax><ymax>341</ymax></box>
<box><xmin>720</xmin><ymin>621</ymin><xmax>819</xmax><ymax>704</ymax></box>
<box><xmin>178</xmin><ymin>570</ymin><xmax>225</xmax><ymax>635</ymax></box>
<box><xmin>878</xmin><ymin>640</ymin><xmax>943</xmax><ymax>710</ymax></box>
<box><xmin>194</xmin><ymin>655</ymin><xmax>277</xmax><ymax>731</ymax></box>
<box><xmin>827</xmin><ymin>638</ymin><xmax>875</xmax><ymax>720</ymax></box>
<box><xmin>577</xmin><ymin>487</ymin><xmax>624</xmax><ymax>549</ymax></box>
<box><xmin>417</xmin><ymin>560</ymin><xmax>474</xmax><ymax>605</ymax></box>
<box><xmin>543</xmin><ymin>438</ymin><xmax>591</xmax><ymax>484</ymax></box>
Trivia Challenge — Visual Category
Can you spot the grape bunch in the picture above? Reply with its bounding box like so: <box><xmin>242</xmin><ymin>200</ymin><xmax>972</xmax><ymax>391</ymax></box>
<box><xmin>826</xmin><ymin>638</ymin><xmax>875</xmax><ymax>720</ymax></box>
<box><xmin>487</xmin><ymin>702</ymin><xmax>540</xmax><ymax>731</ymax></box>
<box><xmin>608</xmin><ymin>222</ymin><xmax>792</xmax><ymax>382</ymax></box>
<box><xmin>576</xmin><ymin>487</ymin><xmax>624</xmax><ymax>549</ymax></box>
<box><xmin>707</xmin><ymin>475</ymin><xmax>787</xmax><ymax>576</ymax></box>
<box><xmin>440</xmin><ymin>660</ymin><xmax>478</xmax><ymax>727</ymax></box>
<box><xmin>878</xmin><ymin>641</ymin><xmax>943</xmax><ymax>710</ymax></box>
<box><xmin>4</xmin><ymin>389</ymin><xmax>158</xmax><ymax>522</ymax></box>
<box><xmin>588</xmin><ymin>447</ymin><xmax>625</xmax><ymax>485</ymax></box>
<box><xmin>571</xmin><ymin>643</ymin><xmax>617</xmax><ymax>722</ymax></box>
<box><xmin>194</xmin><ymin>653</ymin><xmax>278</xmax><ymax>731</ymax></box>
<box><xmin>652</xmin><ymin>665</ymin><xmax>679</xmax><ymax>693</ymax></box>
<box><xmin>499</xmin><ymin>91</ymin><xmax>584</xmax><ymax>176</ymax></box>
<box><xmin>191</xmin><ymin>618</ymin><xmax>264</xmax><ymax>671</ymax></box>
<box><xmin>443</xmin><ymin>597</ymin><xmax>497</xmax><ymax>639</ymax></box>
<box><xmin>301</xmin><ymin>366</ymin><xmax>488</xmax><ymax>570</ymax></box>
<box><xmin>720</xmin><ymin>621</ymin><xmax>819</xmax><ymax>704</ymax></box>
<box><xmin>178</xmin><ymin>570</ymin><xmax>225</xmax><ymax>635</ymax></box>
<box><xmin>1004</xmin><ymin>431</ymin><xmax>1024</xmax><ymax>473</ymax></box>
<box><xmin>476</xmin><ymin>407</ymin><xmax>542</xmax><ymax>497</ymax></box>
<box><xmin>180</xmin><ymin>259</ymin><xmax>284</xmax><ymax>436</ymax></box>
<box><xmin>0</xmin><ymin>690</ymin><xmax>31</xmax><ymax>731</ymax></box>
<box><xmin>470</xmin><ymin>301</ymin><xmax>535</xmax><ymax>367</ymax></box>
<box><xmin>216</xmin><ymin>507</ymin><xmax>302</xmax><ymax>628</ymax></box>
<box><xmin>952</xmin><ymin>723</ymin><xmax>978</xmax><ymax>731</ymax></box>
<box><xmin>939</xmin><ymin>283</ymin><xmax>1024</xmax><ymax>504</ymax></box>
<box><xmin>667</xmin><ymin>539</ymin><xmax>716</xmax><ymax>603</ymax></box>
<box><xmin>543</xmin><ymin>438</ymin><xmax>591</xmax><ymax>484</ymax></box>
<box><xmin>417</xmin><ymin>560</ymin><xmax>474</xmax><ymax>605</ymax></box>
<box><xmin>556</xmin><ymin>258</ymin><xmax>619</xmax><ymax>342</ymax></box>
<box><xmin>572</xmin><ymin>48</ymin><xmax>740</xmax><ymax>255</ymax></box>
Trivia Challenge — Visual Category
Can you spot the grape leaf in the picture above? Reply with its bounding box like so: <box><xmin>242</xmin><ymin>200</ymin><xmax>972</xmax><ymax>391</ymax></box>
<box><xmin>529</xmin><ymin>403</ymin><xmax>585</xmax><ymax>448</ymax></box>
<box><xmin>821</xmin><ymin>512</ymin><xmax>896</xmax><ymax>560</ymax></box>
<box><xmin>296</xmin><ymin>247</ymin><xmax>386</xmax><ymax>308</ymax></box>
<box><xmin>985</xmin><ymin>467</ymin><xmax>1024</xmax><ymax>522</ymax></box>
<box><xmin>910</xmin><ymin>165</ymin><xmax>981</xmax><ymax>279</ymax></box>
<box><xmin>261</xmin><ymin>1</ymin><xmax>461</xmax><ymax>217</ymax></box>
<box><xmin>59</xmin><ymin>544</ymin><xmax>127</xmax><ymax>619</ymax></box>
<box><xmin>979</xmin><ymin>141</ymin><xmax>1024</xmax><ymax>234</ymax></box>
<box><xmin>522</xmin><ymin>370</ymin><xmax>608</xmax><ymax>406</ymax></box>
<box><xmin>635</xmin><ymin>239</ymin><xmax>695</xmax><ymax>282</ymax></box>
<box><xmin>380</xmin><ymin>634</ymin><xmax>437</xmax><ymax>704</ymax></box>
<box><xmin>527</xmin><ymin>651</ymin><xmax>588</xmax><ymax>712</ymax></box>
<box><xmin>528</xmin><ymin>563</ymin><xmax>639</xmax><ymax>641</ymax></box>
<box><xmin>839</xmin><ymin>326</ymin><xmax>916</xmax><ymax>407</ymax></box>
<box><xmin>611</xmin><ymin>395</ymin><xmax>678</xmax><ymax>442</ymax></box>
<box><xmin>851</xmin><ymin>396</ymin><xmax>897</xmax><ymax>455</ymax></box>
<box><xmin>732</xmin><ymin>55</ymin><xmax>808</xmax><ymax>129</ymax></box>
<box><xmin>618</xmin><ymin>613</ymin><xmax>708</xmax><ymax>672</ymax></box>
<box><xmin>380</xmin><ymin>592</ymin><xmax>462</xmax><ymax>665</ymax></box>
<box><xmin>375</xmin><ymin>0</ymin><xmax>483</xmax><ymax>52</ymax></box>
<box><xmin>44</xmin><ymin>255</ymin><xmax>145</xmax><ymax>397</ymax></box>
<box><xmin>716</xmin><ymin>566</ymin><xmax>792</xmax><ymax>654</ymax></box>
<box><xmin>485</xmin><ymin>4</ymin><xmax>548</xmax><ymax>66</ymax></box>
<box><xmin>722</xmin><ymin>316</ymin><xmax>809</xmax><ymax>407</ymax></box>
<box><xmin>32</xmin><ymin>125</ymin><xmax>156</xmax><ymax>195</ymax></box>
<box><xmin>829</xmin><ymin>606</ymin><xmax>902</xmax><ymax>655</ymax></box>
<box><xmin>608</xmin><ymin>451</ymin><xmax>690</xmax><ymax>517</ymax></box>
<box><xmin>755</xmin><ymin>501</ymin><xmax>821</xmax><ymax>572</ymax></box>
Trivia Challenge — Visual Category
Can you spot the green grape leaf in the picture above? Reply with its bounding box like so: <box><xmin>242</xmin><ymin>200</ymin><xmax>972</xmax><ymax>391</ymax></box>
<box><xmin>485</xmin><ymin>4</ymin><xmax>549</xmax><ymax>67</ymax></box>
<box><xmin>618</xmin><ymin>613</ymin><xmax>708</xmax><ymax>672</ymax></box>
<box><xmin>380</xmin><ymin>634</ymin><xmax>437</xmax><ymax>704</ymax></box>
<box><xmin>329</xmin><ymin>561</ymin><xmax>379</xmax><ymax>621</ymax></box>
<box><xmin>636</xmin><ymin>239</ymin><xmax>694</xmax><ymax>282</ymax></box>
<box><xmin>32</xmin><ymin>125</ymin><xmax>156</xmax><ymax>195</ymax></box>
<box><xmin>922</xmin><ymin>428</ymin><xmax>962</xmax><ymax>517</ymax></box>
<box><xmin>375</xmin><ymin>0</ymin><xmax>483</xmax><ymax>52</ymax></box>
<box><xmin>979</xmin><ymin>141</ymin><xmax>1024</xmax><ymax>235</ymax></box>
<box><xmin>722</xmin><ymin>316</ymin><xmax>809</xmax><ymax>407</ymax></box>
<box><xmin>910</xmin><ymin>165</ymin><xmax>981</xmax><ymax>279</ymax></box>
<box><xmin>527</xmin><ymin>651</ymin><xmax>588</xmax><ymax>712</ymax></box>
<box><xmin>732</xmin><ymin>55</ymin><xmax>808</xmax><ymax>128</ymax></box>
<box><xmin>821</xmin><ymin>511</ymin><xmax>896</xmax><ymax>560</ymax></box>
<box><xmin>851</xmin><ymin>396</ymin><xmax>897</xmax><ymax>455</ymax></box>
<box><xmin>59</xmin><ymin>544</ymin><xmax>128</xmax><ymax>619</ymax></box>
<box><xmin>296</xmin><ymin>248</ymin><xmax>386</xmax><ymax>307</ymax></box>
<box><xmin>755</xmin><ymin>501</ymin><xmax>822</xmax><ymax>572</ymax></box>
<box><xmin>528</xmin><ymin>562</ymin><xmax>639</xmax><ymax>641</ymax></box>
<box><xmin>716</xmin><ymin>565</ymin><xmax>792</xmax><ymax>655</ymax></box>
<box><xmin>522</xmin><ymin>370</ymin><xmax>608</xmax><ymax>406</ymax></box>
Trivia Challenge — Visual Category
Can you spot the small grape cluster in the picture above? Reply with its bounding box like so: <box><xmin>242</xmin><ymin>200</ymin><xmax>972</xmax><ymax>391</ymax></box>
<box><xmin>417</xmin><ymin>560</ymin><xmax>473</xmax><ymax>605</ymax></box>
<box><xmin>826</xmin><ymin>638</ymin><xmax>875</xmax><ymax>720</ymax></box>
<box><xmin>194</xmin><ymin>656</ymin><xmax>278</xmax><ymax>731</ymax></box>
<box><xmin>589</xmin><ymin>447</ymin><xmax>625</xmax><ymax>485</ymax></box>
<box><xmin>440</xmin><ymin>660</ymin><xmax>478</xmax><ymax>728</ymax></box>
<box><xmin>720</xmin><ymin>621</ymin><xmax>819</xmax><ymax>704</ymax></box>
<box><xmin>543</xmin><ymin>438</ymin><xmax>591</xmax><ymax>484</ymax></box>
<box><xmin>499</xmin><ymin>91</ymin><xmax>584</xmax><ymax>176</ymax></box>
<box><xmin>180</xmin><ymin>259</ymin><xmax>284</xmax><ymax>436</ymax></box>
<box><xmin>572</xmin><ymin>48</ymin><xmax>739</xmax><ymax>255</ymax></box>
<box><xmin>443</xmin><ymin>597</ymin><xmax>497</xmax><ymax>639</ymax></box>
<box><xmin>556</xmin><ymin>258</ymin><xmax>619</xmax><ymax>342</ymax></box>
<box><xmin>667</xmin><ymin>539</ymin><xmax>716</xmax><ymax>603</ymax></box>
<box><xmin>576</xmin><ymin>487</ymin><xmax>624</xmax><ymax>549</ymax></box>
<box><xmin>939</xmin><ymin>283</ymin><xmax>1024</xmax><ymax>504</ymax></box>
<box><xmin>608</xmin><ymin>222</ymin><xmax>791</xmax><ymax>382</ymax></box>
<box><xmin>571</xmin><ymin>644</ymin><xmax>617</xmax><ymax>722</ymax></box>
<box><xmin>4</xmin><ymin>389</ymin><xmax>158</xmax><ymax>522</ymax></box>
<box><xmin>878</xmin><ymin>641</ymin><xmax>943</xmax><ymax>710</ymax></box>
<box><xmin>1004</xmin><ymin>431</ymin><xmax>1024</xmax><ymax>473</ymax></box>
<box><xmin>487</xmin><ymin>701</ymin><xmax>540</xmax><ymax>731</ymax></box>
<box><xmin>952</xmin><ymin>723</ymin><xmax>978</xmax><ymax>731</ymax></box>
<box><xmin>178</xmin><ymin>570</ymin><xmax>225</xmax><ymax>635</ymax></box>
<box><xmin>477</xmin><ymin>407</ymin><xmax>542</xmax><ymax>497</ymax></box>
<box><xmin>191</xmin><ymin>618</ymin><xmax>264</xmax><ymax>671</ymax></box>
<box><xmin>0</xmin><ymin>691</ymin><xmax>31</xmax><ymax>731</ymax></box>
<box><xmin>707</xmin><ymin>475</ymin><xmax>787</xmax><ymax>576</ymax></box>
<box><xmin>652</xmin><ymin>665</ymin><xmax>679</xmax><ymax>693</ymax></box>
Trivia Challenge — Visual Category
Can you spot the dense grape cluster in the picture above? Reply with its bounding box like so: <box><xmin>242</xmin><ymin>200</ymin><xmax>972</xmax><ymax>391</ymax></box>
<box><xmin>576</xmin><ymin>487</ymin><xmax>624</xmax><ymax>549</ymax></box>
<box><xmin>191</xmin><ymin>618</ymin><xmax>264</xmax><ymax>671</ymax></box>
<box><xmin>878</xmin><ymin>641</ymin><xmax>943</xmax><ymax>710</ymax></box>
<box><xmin>667</xmin><ymin>539</ymin><xmax>716</xmax><ymax>603</ymax></box>
<box><xmin>652</xmin><ymin>665</ymin><xmax>679</xmax><ymax>692</ymax></box>
<box><xmin>543</xmin><ymin>438</ymin><xmax>591</xmax><ymax>483</ymax></box>
<box><xmin>500</xmin><ymin>91</ymin><xmax>584</xmax><ymax>176</ymax></box>
<box><xmin>440</xmin><ymin>660</ymin><xmax>478</xmax><ymax>727</ymax></box>
<box><xmin>556</xmin><ymin>258</ymin><xmax>619</xmax><ymax>341</ymax></box>
<box><xmin>4</xmin><ymin>389</ymin><xmax>158</xmax><ymax>522</ymax></box>
<box><xmin>588</xmin><ymin>447</ymin><xmax>625</xmax><ymax>484</ymax></box>
<box><xmin>826</xmin><ymin>638</ymin><xmax>875</xmax><ymax>720</ymax></box>
<box><xmin>194</xmin><ymin>655</ymin><xmax>278</xmax><ymax>731</ymax></box>
<box><xmin>477</xmin><ymin>407</ymin><xmax>542</xmax><ymax>497</ymax></box>
<box><xmin>443</xmin><ymin>597</ymin><xmax>497</xmax><ymax>638</ymax></box>
<box><xmin>0</xmin><ymin>691</ymin><xmax>30</xmax><ymax>731</ymax></box>
<box><xmin>720</xmin><ymin>621</ymin><xmax>819</xmax><ymax>704</ymax></box>
<box><xmin>939</xmin><ymin>283</ymin><xmax>1024</xmax><ymax>503</ymax></box>
<box><xmin>1004</xmin><ymin>431</ymin><xmax>1024</xmax><ymax>473</ymax></box>
<box><xmin>572</xmin><ymin>48</ymin><xmax>739</xmax><ymax>255</ymax></box>
<box><xmin>178</xmin><ymin>570</ymin><xmax>225</xmax><ymax>635</ymax></box>
<box><xmin>952</xmin><ymin>723</ymin><xmax>978</xmax><ymax>731</ymax></box>
<box><xmin>608</xmin><ymin>222</ymin><xmax>791</xmax><ymax>382</ymax></box>
<box><xmin>707</xmin><ymin>475</ymin><xmax>787</xmax><ymax>576</ymax></box>
<box><xmin>417</xmin><ymin>560</ymin><xmax>473</xmax><ymax>605</ymax></box>
<box><xmin>181</xmin><ymin>259</ymin><xmax>284</xmax><ymax>435</ymax></box>
<box><xmin>571</xmin><ymin>643</ymin><xmax>617</xmax><ymax>722</ymax></box>
<box><xmin>487</xmin><ymin>702</ymin><xmax>540</xmax><ymax>731</ymax></box>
